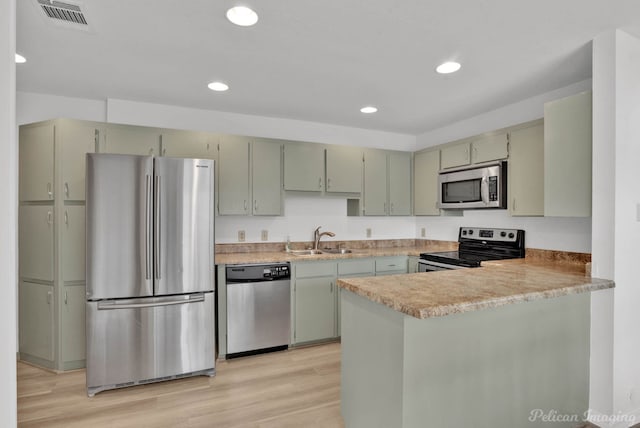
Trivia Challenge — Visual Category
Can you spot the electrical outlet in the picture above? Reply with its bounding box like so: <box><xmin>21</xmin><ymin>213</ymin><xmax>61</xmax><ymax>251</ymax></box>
<box><xmin>238</xmin><ymin>230</ymin><xmax>245</xmax><ymax>242</ymax></box>
<box><xmin>421</xmin><ymin>227</ymin><xmax>426</xmax><ymax>237</ymax></box>
<box><xmin>261</xmin><ymin>230</ymin><xmax>268</xmax><ymax>241</ymax></box>
<box><xmin>366</xmin><ymin>228</ymin><xmax>372</xmax><ymax>238</ymax></box>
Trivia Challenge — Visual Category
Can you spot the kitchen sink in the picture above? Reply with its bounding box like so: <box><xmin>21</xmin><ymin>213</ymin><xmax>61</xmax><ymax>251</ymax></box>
<box><xmin>289</xmin><ymin>249</ymin><xmax>324</xmax><ymax>256</ymax></box>
<box><xmin>322</xmin><ymin>248</ymin><xmax>352</xmax><ymax>254</ymax></box>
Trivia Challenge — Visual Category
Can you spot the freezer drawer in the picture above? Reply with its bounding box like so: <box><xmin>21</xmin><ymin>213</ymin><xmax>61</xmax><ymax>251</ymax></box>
<box><xmin>86</xmin><ymin>292</ymin><xmax>215</xmax><ymax>396</ymax></box>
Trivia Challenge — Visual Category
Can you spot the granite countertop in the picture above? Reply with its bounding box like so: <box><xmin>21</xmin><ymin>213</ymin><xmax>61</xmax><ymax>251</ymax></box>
<box><xmin>337</xmin><ymin>258</ymin><xmax>614</xmax><ymax>319</ymax></box>
<box><xmin>215</xmin><ymin>240</ymin><xmax>457</xmax><ymax>265</ymax></box>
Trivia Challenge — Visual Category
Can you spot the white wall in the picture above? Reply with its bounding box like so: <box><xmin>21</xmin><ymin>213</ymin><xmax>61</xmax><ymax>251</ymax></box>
<box><xmin>0</xmin><ymin>0</ymin><xmax>18</xmax><ymax>426</ymax></box>
<box><xmin>16</xmin><ymin>92</ymin><xmax>106</xmax><ymax>125</ymax></box>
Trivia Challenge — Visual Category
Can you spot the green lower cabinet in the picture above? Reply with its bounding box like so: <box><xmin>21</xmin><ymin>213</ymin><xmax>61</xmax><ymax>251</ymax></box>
<box><xmin>408</xmin><ymin>256</ymin><xmax>419</xmax><ymax>273</ymax></box>
<box><xmin>375</xmin><ymin>256</ymin><xmax>408</xmax><ymax>276</ymax></box>
<box><xmin>61</xmin><ymin>285</ymin><xmax>86</xmax><ymax>370</ymax></box>
<box><xmin>294</xmin><ymin>277</ymin><xmax>337</xmax><ymax>343</ymax></box>
<box><xmin>337</xmin><ymin>259</ymin><xmax>375</xmax><ymax>337</ymax></box>
<box><xmin>19</xmin><ymin>281</ymin><xmax>55</xmax><ymax>368</ymax></box>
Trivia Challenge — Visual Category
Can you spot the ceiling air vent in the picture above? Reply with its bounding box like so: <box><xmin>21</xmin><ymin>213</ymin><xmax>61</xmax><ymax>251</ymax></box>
<box><xmin>37</xmin><ymin>0</ymin><xmax>87</xmax><ymax>25</ymax></box>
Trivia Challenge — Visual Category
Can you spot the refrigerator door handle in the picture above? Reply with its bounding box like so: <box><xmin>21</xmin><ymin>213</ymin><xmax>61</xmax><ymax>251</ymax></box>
<box><xmin>145</xmin><ymin>174</ymin><xmax>152</xmax><ymax>280</ymax></box>
<box><xmin>154</xmin><ymin>175</ymin><xmax>161</xmax><ymax>280</ymax></box>
<box><xmin>97</xmin><ymin>294</ymin><xmax>205</xmax><ymax>310</ymax></box>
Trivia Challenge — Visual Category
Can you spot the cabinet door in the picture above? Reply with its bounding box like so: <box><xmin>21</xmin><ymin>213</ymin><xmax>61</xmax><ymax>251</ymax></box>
<box><xmin>161</xmin><ymin>130</ymin><xmax>217</xmax><ymax>159</ymax></box>
<box><xmin>61</xmin><ymin>285</ymin><xmax>86</xmax><ymax>366</ymax></box>
<box><xmin>471</xmin><ymin>133</ymin><xmax>508</xmax><ymax>164</ymax></box>
<box><xmin>375</xmin><ymin>256</ymin><xmax>408</xmax><ymax>275</ymax></box>
<box><xmin>61</xmin><ymin>205</ymin><xmax>86</xmax><ymax>282</ymax></box>
<box><xmin>294</xmin><ymin>277</ymin><xmax>336</xmax><ymax>343</ymax></box>
<box><xmin>19</xmin><ymin>205</ymin><xmax>55</xmax><ymax>281</ymax></box>
<box><xmin>60</xmin><ymin>120</ymin><xmax>99</xmax><ymax>201</ymax></box>
<box><xmin>19</xmin><ymin>123</ymin><xmax>54</xmax><ymax>201</ymax></box>
<box><xmin>104</xmin><ymin>124</ymin><xmax>160</xmax><ymax>155</ymax></box>
<box><xmin>408</xmin><ymin>256</ymin><xmax>419</xmax><ymax>273</ymax></box>
<box><xmin>363</xmin><ymin>150</ymin><xmax>388</xmax><ymax>215</ymax></box>
<box><xmin>440</xmin><ymin>142</ymin><xmax>470</xmax><ymax>169</ymax></box>
<box><xmin>509</xmin><ymin>123</ymin><xmax>544</xmax><ymax>216</ymax></box>
<box><xmin>413</xmin><ymin>149</ymin><xmax>440</xmax><ymax>215</ymax></box>
<box><xmin>283</xmin><ymin>143</ymin><xmax>324</xmax><ymax>191</ymax></box>
<box><xmin>19</xmin><ymin>281</ymin><xmax>54</xmax><ymax>362</ymax></box>
<box><xmin>252</xmin><ymin>140</ymin><xmax>282</xmax><ymax>215</ymax></box>
<box><xmin>326</xmin><ymin>146</ymin><xmax>362</xmax><ymax>193</ymax></box>
<box><xmin>388</xmin><ymin>152</ymin><xmax>411</xmax><ymax>215</ymax></box>
<box><xmin>544</xmin><ymin>91</ymin><xmax>592</xmax><ymax>217</ymax></box>
<box><xmin>218</xmin><ymin>136</ymin><xmax>250</xmax><ymax>215</ymax></box>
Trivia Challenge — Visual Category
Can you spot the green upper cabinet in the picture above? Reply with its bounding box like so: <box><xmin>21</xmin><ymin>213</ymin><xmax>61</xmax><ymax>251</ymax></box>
<box><xmin>218</xmin><ymin>136</ymin><xmax>282</xmax><ymax>216</ymax></box>
<box><xmin>284</xmin><ymin>143</ymin><xmax>325</xmax><ymax>191</ymax></box>
<box><xmin>509</xmin><ymin>122</ymin><xmax>544</xmax><ymax>216</ymax></box>
<box><xmin>218</xmin><ymin>135</ymin><xmax>250</xmax><ymax>215</ymax></box>
<box><xmin>104</xmin><ymin>124</ymin><xmax>161</xmax><ymax>156</ymax></box>
<box><xmin>160</xmin><ymin>129</ymin><xmax>218</xmax><ymax>159</ymax></box>
<box><xmin>413</xmin><ymin>149</ymin><xmax>440</xmax><ymax>216</ymax></box>
<box><xmin>363</xmin><ymin>150</ymin><xmax>388</xmax><ymax>215</ymax></box>
<box><xmin>252</xmin><ymin>139</ymin><xmax>282</xmax><ymax>216</ymax></box>
<box><xmin>388</xmin><ymin>152</ymin><xmax>411</xmax><ymax>215</ymax></box>
<box><xmin>326</xmin><ymin>146</ymin><xmax>363</xmax><ymax>193</ymax></box>
<box><xmin>440</xmin><ymin>142</ymin><xmax>470</xmax><ymax>169</ymax></box>
<box><xmin>471</xmin><ymin>132</ymin><xmax>508</xmax><ymax>164</ymax></box>
<box><xmin>363</xmin><ymin>149</ymin><xmax>411</xmax><ymax>216</ymax></box>
<box><xmin>59</xmin><ymin>120</ymin><xmax>100</xmax><ymax>201</ymax></box>
<box><xmin>19</xmin><ymin>122</ymin><xmax>54</xmax><ymax>202</ymax></box>
<box><xmin>544</xmin><ymin>91</ymin><xmax>592</xmax><ymax>217</ymax></box>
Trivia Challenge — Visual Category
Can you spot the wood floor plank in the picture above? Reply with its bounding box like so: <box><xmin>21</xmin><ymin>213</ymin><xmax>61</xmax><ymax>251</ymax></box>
<box><xmin>17</xmin><ymin>342</ymin><xmax>344</xmax><ymax>428</ymax></box>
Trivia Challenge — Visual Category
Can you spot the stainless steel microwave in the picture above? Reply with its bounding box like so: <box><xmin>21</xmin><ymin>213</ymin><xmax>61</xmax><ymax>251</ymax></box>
<box><xmin>437</xmin><ymin>161</ymin><xmax>507</xmax><ymax>209</ymax></box>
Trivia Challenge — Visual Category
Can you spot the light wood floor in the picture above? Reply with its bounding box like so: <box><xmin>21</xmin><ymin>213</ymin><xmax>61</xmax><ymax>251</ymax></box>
<box><xmin>18</xmin><ymin>342</ymin><xmax>344</xmax><ymax>428</ymax></box>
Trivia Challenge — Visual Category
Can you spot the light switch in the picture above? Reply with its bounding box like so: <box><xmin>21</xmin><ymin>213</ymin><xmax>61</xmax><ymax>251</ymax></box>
<box><xmin>261</xmin><ymin>230</ymin><xmax>268</xmax><ymax>241</ymax></box>
<box><xmin>238</xmin><ymin>230</ymin><xmax>245</xmax><ymax>242</ymax></box>
<box><xmin>366</xmin><ymin>228</ymin><xmax>372</xmax><ymax>238</ymax></box>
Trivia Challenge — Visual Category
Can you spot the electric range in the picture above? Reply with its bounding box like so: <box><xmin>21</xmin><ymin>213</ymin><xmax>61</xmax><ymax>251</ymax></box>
<box><xmin>418</xmin><ymin>227</ymin><xmax>525</xmax><ymax>272</ymax></box>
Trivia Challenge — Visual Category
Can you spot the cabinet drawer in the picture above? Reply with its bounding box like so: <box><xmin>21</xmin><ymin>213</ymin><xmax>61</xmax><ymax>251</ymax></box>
<box><xmin>295</xmin><ymin>261</ymin><xmax>337</xmax><ymax>278</ymax></box>
<box><xmin>338</xmin><ymin>259</ymin><xmax>375</xmax><ymax>276</ymax></box>
<box><xmin>375</xmin><ymin>257</ymin><xmax>407</xmax><ymax>273</ymax></box>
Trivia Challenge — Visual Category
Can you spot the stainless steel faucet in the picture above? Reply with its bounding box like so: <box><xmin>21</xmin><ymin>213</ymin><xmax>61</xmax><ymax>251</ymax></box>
<box><xmin>313</xmin><ymin>226</ymin><xmax>335</xmax><ymax>250</ymax></box>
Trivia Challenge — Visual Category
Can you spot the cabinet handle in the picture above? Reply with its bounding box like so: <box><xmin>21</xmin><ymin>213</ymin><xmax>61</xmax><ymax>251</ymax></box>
<box><xmin>390</xmin><ymin>203</ymin><xmax>394</xmax><ymax>213</ymax></box>
<box><xmin>47</xmin><ymin>291</ymin><xmax>52</xmax><ymax>305</ymax></box>
<box><xmin>162</xmin><ymin>148</ymin><xmax>166</xmax><ymax>156</ymax></box>
<box><xmin>244</xmin><ymin>200</ymin><xmax>248</xmax><ymax>212</ymax></box>
<box><xmin>149</xmin><ymin>148</ymin><xmax>154</xmax><ymax>155</ymax></box>
<box><xmin>64</xmin><ymin>291</ymin><xmax>68</xmax><ymax>305</ymax></box>
<box><xmin>327</xmin><ymin>178</ymin><xmax>331</xmax><ymax>190</ymax></box>
<box><xmin>206</xmin><ymin>143</ymin><xmax>210</xmax><ymax>150</ymax></box>
<box><xmin>473</xmin><ymin>147</ymin><xmax>478</xmax><ymax>161</ymax></box>
<box><xmin>318</xmin><ymin>177</ymin><xmax>322</xmax><ymax>189</ymax></box>
<box><xmin>47</xmin><ymin>211</ymin><xmax>53</xmax><ymax>225</ymax></box>
<box><xmin>64</xmin><ymin>182</ymin><xmax>69</xmax><ymax>198</ymax></box>
<box><xmin>384</xmin><ymin>202</ymin><xmax>387</xmax><ymax>213</ymax></box>
<box><xmin>47</xmin><ymin>182</ymin><xmax>52</xmax><ymax>199</ymax></box>
<box><xmin>254</xmin><ymin>200</ymin><xmax>258</xmax><ymax>212</ymax></box>
<box><xmin>512</xmin><ymin>198</ymin><xmax>516</xmax><ymax>211</ymax></box>
<box><xmin>330</xmin><ymin>282</ymin><xmax>334</xmax><ymax>293</ymax></box>
<box><xmin>64</xmin><ymin>210</ymin><xmax>68</xmax><ymax>225</ymax></box>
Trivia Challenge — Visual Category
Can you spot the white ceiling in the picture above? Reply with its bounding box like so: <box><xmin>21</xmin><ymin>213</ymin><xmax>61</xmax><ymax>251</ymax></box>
<box><xmin>15</xmin><ymin>0</ymin><xmax>640</xmax><ymax>135</ymax></box>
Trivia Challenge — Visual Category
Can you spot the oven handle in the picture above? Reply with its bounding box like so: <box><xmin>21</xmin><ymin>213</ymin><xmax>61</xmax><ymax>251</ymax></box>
<box><xmin>418</xmin><ymin>259</ymin><xmax>468</xmax><ymax>270</ymax></box>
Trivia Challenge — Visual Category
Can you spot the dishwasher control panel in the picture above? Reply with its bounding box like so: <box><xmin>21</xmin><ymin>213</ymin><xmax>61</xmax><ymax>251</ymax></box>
<box><xmin>226</xmin><ymin>262</ymin><xmax>291</xmax><ymax>282</ymax></box>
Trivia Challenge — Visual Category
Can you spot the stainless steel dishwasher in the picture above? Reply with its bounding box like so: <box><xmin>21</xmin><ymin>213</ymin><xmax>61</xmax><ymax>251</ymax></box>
<box><xmin>226</xmin><ymin>262</ymin><xmax>291</xmax><ymax>358</ymax></box>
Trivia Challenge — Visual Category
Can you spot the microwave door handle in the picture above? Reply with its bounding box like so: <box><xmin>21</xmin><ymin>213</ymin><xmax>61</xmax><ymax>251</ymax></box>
<box><xmin>481</xmin><ymin>176</ymin><xmax>489</xmax><ymax>205</ymax></box>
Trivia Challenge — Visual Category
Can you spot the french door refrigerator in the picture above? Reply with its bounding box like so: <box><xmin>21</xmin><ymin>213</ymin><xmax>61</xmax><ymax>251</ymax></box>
<box><xmin>85</xmin><ymin>153</ymin><xmax>215</xmax><ymax>397</ymax></box>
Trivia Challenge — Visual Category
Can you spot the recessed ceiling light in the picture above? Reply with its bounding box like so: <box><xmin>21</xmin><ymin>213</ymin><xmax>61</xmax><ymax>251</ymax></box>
<box><xmin>226</xmin><ymin>6</ymin><xmax>258</xmax><ymax>26</ymax></box>
<box><xmin>208</xmin><ymin>81</ymin><xmax>229</xmax><ymax>92</ymax></box>
<box><xmin>436</xmin><ymin>61</ymin><xmax>461</xmax><ymax>74</ymax></box>
<box><xmin>15</xmin><ymin>53</ymin><xmax>26</xmax><ymax>64</ymax></box>
<box><xmin>360</xmin><ymin>106</ymin><xmax>378</xmax><ymax>114</ymax></box>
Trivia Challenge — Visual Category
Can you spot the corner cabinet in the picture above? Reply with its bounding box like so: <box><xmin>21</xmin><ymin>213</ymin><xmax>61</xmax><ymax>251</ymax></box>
<box><xmin>509</xmin><ymin>121</ymin><xmax>544</xmax><ymax>216</ymax></box>
<box><xmin>363</xmin><ymin>150</ymin><xmax>411</xmax><ymax>216</ymax></box>
<box><xmin>544</xmin><ymin>91</ymin><xmax>592</xmax><ymax>217</ymax></box>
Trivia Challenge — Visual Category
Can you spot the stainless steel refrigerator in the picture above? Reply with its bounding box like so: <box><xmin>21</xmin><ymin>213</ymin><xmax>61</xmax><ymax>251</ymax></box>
<box><xmin>85</xmin><ymin>153</ymin><xmax>215</xmax><ymax>397</ymax></box>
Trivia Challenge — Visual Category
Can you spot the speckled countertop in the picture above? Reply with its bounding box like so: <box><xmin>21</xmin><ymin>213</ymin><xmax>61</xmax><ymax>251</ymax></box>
<box><xmin>215</xmin><ymin>240</ymin><xmax>457</xmax><ymax>265</ymax></box>
<box><xmin>337</xmin><ymin>258</ymin><xmax>614</xmax><ymax>319</ymax></box>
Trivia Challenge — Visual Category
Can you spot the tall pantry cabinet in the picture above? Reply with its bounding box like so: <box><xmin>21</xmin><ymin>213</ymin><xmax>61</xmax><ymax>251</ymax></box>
<box><xmin>19</xmin><ymin>118</ymin><xmax>103</xmax><ymax>371</ymax></box>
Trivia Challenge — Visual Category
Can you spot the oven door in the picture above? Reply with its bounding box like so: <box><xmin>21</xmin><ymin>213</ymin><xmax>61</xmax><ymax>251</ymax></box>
<box><xmin>418</xmin><ymin>259</ymin><xmax>467</xmax><ymax>272</ymax></box>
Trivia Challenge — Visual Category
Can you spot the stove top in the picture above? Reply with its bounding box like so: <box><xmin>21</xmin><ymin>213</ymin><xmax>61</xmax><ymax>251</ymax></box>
<box><xmin>420</xmin><ymin>227</ymin><xmax>525</xmax><ymax>268</ymax></box>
